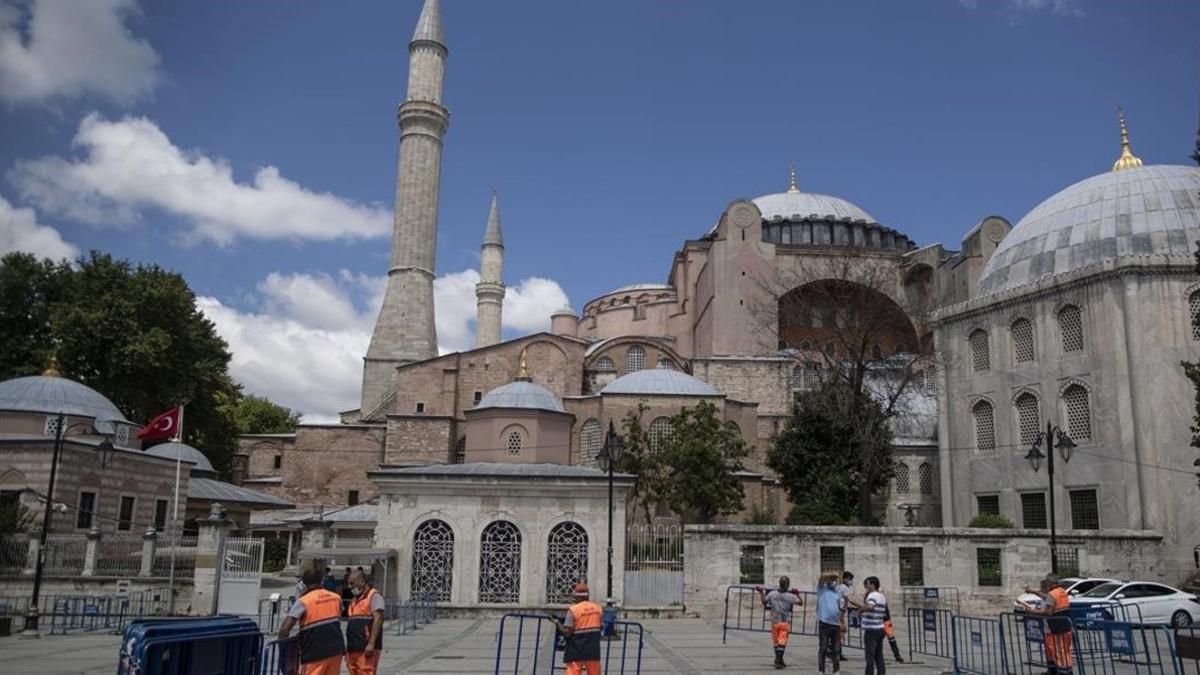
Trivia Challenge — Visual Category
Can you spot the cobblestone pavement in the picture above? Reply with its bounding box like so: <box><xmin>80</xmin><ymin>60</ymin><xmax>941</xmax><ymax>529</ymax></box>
<box><xmin>0</xmin><ymin>618</ymin><xmax>952</xmax><ymax>674</ymax></box>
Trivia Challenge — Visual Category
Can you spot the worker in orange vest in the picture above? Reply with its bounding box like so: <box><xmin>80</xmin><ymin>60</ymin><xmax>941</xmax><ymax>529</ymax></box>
<box><xmin>278</xmin><ymin>567</ymin><xmax>347</xmax><ymax>675</ymax></box>
<box><xmin>345</xmin><ymin>568</ymin><xmax>386</xmax><ymax>675</ymax></box>
<box><xmin>1021</xmin><ymin>573</ymin><xmax>1074</xmax><ymax>675</ymax></box>
<box><xmin>551</xmin><ymin>582</ymin><xmax>603</xmax><ymax>675</ymax></box>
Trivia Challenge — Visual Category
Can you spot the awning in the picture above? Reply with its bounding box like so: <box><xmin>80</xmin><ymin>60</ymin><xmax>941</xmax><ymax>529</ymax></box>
<box><xmin>297</xmin><ymin>548</ymin><xmax>398</xmax><ymax>563</ymax></box>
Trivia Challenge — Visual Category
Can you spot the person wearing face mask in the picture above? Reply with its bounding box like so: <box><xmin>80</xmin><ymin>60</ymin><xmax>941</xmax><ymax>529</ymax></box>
<box><xmin>345</xmin><ymin>568</ymin><xmax>385</xmax><ymax>675</ymax></box>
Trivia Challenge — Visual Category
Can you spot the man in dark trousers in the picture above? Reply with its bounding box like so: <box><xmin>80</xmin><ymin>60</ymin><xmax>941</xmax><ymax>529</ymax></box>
<box><xmin>551</xmin><ymin>582</ymin><xmax>603</xmax><ymax>675</ymax></box>
<box><xmin>817</xmin><ymin>573</ymin><xmax>842</xmax><ymax>673</ymax></box>
<box><xmin>847</xmin><ymin>576</ymin><xmax>888</xmax><ymax>675</ymax></box>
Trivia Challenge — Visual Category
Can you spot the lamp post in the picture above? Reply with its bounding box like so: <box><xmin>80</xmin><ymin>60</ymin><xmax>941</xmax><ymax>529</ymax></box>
<box><xmin>596</xmin><ymin>420</ymin><xmax>623</xmax><ymax>604</ymax></box>
<box><xmin>1024</xmin><ymin>421</ymin><xmax>1076</xmax><ymax>575</ymax></box>
<box><xmin>22</xmin><ymin>413</ymin><xmax>115</xmax><ymax>637</ymax></box>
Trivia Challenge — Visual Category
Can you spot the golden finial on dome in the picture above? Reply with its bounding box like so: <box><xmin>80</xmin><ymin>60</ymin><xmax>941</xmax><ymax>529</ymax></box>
<box><xmin>43</xmin><ymin>356</ymin><xmax>61</xmax><ymax>377</ymax></box>
<box><xmin>1112</xmin><ymin>107</ymin><xmax>1144</xmax><ymax>172</ymax></box>
<box><xmin>786</xmin><ymin>165</ymin><xmax>800</xmax><ymax>194</ymax></box>
<box><xmin>517</xmin><ymin>348</ymin><xmax>529</xmax><ymax>380</ymax></box>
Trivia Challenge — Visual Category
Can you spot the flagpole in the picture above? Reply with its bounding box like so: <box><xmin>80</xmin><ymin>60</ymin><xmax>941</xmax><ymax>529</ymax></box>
<box><xmin>167</xmin><ymin>404</ymin><xmax>184</xmax><ymax>615</ymax></box>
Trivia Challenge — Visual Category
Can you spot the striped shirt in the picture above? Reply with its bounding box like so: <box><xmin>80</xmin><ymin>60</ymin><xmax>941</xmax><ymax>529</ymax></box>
<box><xmin>861</xmin><ymin>591</ymin><xmax>887</xmax><ymax>631</ymax></box>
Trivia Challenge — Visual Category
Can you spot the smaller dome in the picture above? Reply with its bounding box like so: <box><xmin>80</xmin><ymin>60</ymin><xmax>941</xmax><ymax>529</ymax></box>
<box><xmin>753</xmin><ymin>191</ymin><xmax>877</xmax><ymax>224</ymax></box>
<box><xmin>145</xmin><ymin>442</ymin><xmax>217</xmax><ymax>476</ymax></box>
<box><xmin>552</xmin><ymin>306</ymin><xmax>577</xmax><ymax>317</ymax></box>
<box><xmin>0</xmin><ymin>375</ymin><xmax>131</xmax><ymax>423</ymax></box>
<box><xmin>602</xmin><ymin>369</ymin><xmax>720</xmax><ymax>396</ymax></box>
<box><xmin>476</xmin><ymin>380</ymin><xmax>565</xmax><ymax>412</ymax></box>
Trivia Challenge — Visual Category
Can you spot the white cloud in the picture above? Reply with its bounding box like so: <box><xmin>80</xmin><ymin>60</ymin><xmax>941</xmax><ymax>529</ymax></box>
<box><xmin>958</xmin><ymin>0</ymin><xmax>1084</xmax><ymax>18</ymax></box>
<box><xmin>202</xmin><ymin>269</ymin><xmax>569</xmax><ymax>421</ymax></box>
<box><xmin>0</xmin><ymin>194</ymin><xmax>78</xmax><ymax>260</ymax></box>
<box><xmin>0</xmin><ymin>0</ymin><xmax>160</xmax><ymax>106</ymax></box>
<box><xmin>10</xmin><ymin>114</ymin><xmax>392</xmax><ymax>245</ymax></box>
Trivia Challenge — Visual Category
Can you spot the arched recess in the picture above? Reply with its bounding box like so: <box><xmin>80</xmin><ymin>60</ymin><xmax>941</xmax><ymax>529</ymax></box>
<box><xmin>777</xmin><ymin>279</ymin><xmax>920</xmax><ymax>359</ymax></box>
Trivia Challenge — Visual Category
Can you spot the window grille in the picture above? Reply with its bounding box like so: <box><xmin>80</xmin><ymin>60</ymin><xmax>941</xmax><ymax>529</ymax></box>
<box><xmin>972</xmin><ymin>400</ymin><xmax>996</xmax><ymax>452</ymax></box>
<box><xmin>1054</xmin><ymin>547</ymin><xmax>1080</xmax><ymax>578</ymax></box>
<box><xmin>454</xmin><ymin>436</ymin><xmax>466</xmax><ymax>464</ymax></box>
<box><xmin>819</xmin><ymin>546</ymin><xmax>845</xmax><ymax>575</ymax></box>
<box><xmin>918</xmin><ymin>462</ymin><xmax>934</xmax><ymax>495</ymax></box>
<box><xmin>1011</xmin><ymin>318</ymin><xmax>1035</xmax><ymax>363</ymax></box>
<box><xmin>1059</xmin><ymin>305</ymin><xmax>1083</xmax><ymax>352</ymax></box>
<box><xmin>115</xmin><ymin>425</ymin><xmax>130</xmax><ymax>446</ymax></box>
<box><xmin>894</xmin><ymin>463</ymin><xmax>910</xmax><ymax>494</ymax></box>
<box><xmin>898</xmin><ymin>547</ymin><xmax>924</xmax><ymax>586</ymax></box>
<box><xmin>649</xmin><ymin>417</ymin><xmax>672</xmax><ymax>454</ymax></box>
<box><xmin>411</xmin><ymin>519</ymin><xmax>454</xmax><ymax>602</ymax></box>
<box><xmin>977</xmin><ymin>548</ymin><xmax>1002</xmax><ymax>586</ymax></box>
<box><xmin>1062</xmin><ymin>384</ymin><xmax>1091</xmax><ymax>442</ymax></box>
<box><xmin>506</xmin><ymin>431</ymin><xmax>523</xmax><ymax>456</ymax></box>
<box><xmin>118</xmin><ymin>496</ymin><xmax>135</xmax><ymax>531</ymax></box>
<box><xmin>625</xmin><ymin>346</ymin><xmax>646</xmax><ymax>373</ymax></box>
<box><xmin>1069</xmin><ymin>489</ymin><xmax>1100</xmax><ymax>529</ymax></box>
<box><xmin>77</xmin><ymin>491</ymin><xmax>96</xmax><ymax>529</ymax></box>
<box><xmin>976</xmin><ymin>494</ymin><xmax>1000</xmax><ymax>515</ymax></box>
<box><xmin>793</xmin><ymin>362</ymin><xmax>822</xmax><ymax>392</ymax></box>
<box><xmin>478</xmin><ymin>521</ymin><xmax>521</xmax><ymax>604</ymax></box>
<box><xmin>1015</xmin><ymin>393</ymin><xmax>1040</xmax><ymax>446</ymax></box>
<box><xmin>546</xmin><ymin>522</ymin><xmax>588</xmax><ymax>604</ymax></box>
<box><xmin>1191</xmin><ymin>291</ymin><xmax>1200</xmax><ymax>341</ymax></box>
<box><xmin>44</xmin><ymin>415</ymin><xmax>62</xmax><ymax>438</ymax></box>
<box><xmin>969</xmin><ymin>330</ymin><xmax>990</xmax><ymax>371</ymax></box>
<box><xmin>154</xmin><ymin>499</ymin><xmax>169</xmax><ymax>532</ymax></box>
<box><xmin>739</xmin><ymin>545</ymin><xmax>765</xmax><ymax>585</ymax></box>
<box><xmin>656</xmin><ymin>359</ymin><xmax>675</xmax><ymax>370</ymax></box>
<box><xmin>580</xmin><ymin>419</ymin><xmax>602</xmax><ymax>466</ymax></box>
<box><xmin>594</xmin><ymin>357</ymin><xmax>616</xmax><ymax>373</ymax></box>
<box><xmin>1020</xmin><ymin>492</ymin><xmax>1047</xmax><ymax>529</ymax></box>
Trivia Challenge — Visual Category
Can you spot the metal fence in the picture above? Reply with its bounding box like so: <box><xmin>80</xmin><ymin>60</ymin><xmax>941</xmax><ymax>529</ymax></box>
<box><xmin>152</xmin><ymin>535</ymin><xmax>197</xmax><ymax>577</ymax></box>
<box><xmin>905</xmin><ymin>606</ymin><xmax>954</xmax><ymax>661</ymax></box>
<box><xmin>493</xmin><ymin>612</ymin><xmax>645</xmax><ymax>675</ymax></box>
<box><xmin>332</xmin><ymin>530</ymin><xmax>375</xmax><ymax>549</ymax></box>
<box><xmin>899</xmin><ymin>586</ymin><xmax>961</xmax><ymax>614</ymax></box>
<box><xmin>0</xmin><ymin>533</ymin><xmax>28</xmax><ymax>574</ymax></box>
<box><xmin>1179</xmin><ymin>625</ymin><xmax>1200</xmax><ymax>675</ymax></box>
<box><xmin>624</xmin><ymin>524</ymin><xmax>683</xmax><ymax>607</ymax></box>
<box><xmin>950</xmin><ymin>614</ymin><xmax>1005</xmax><ymax>675</ymax></box>
<box><xmin>720</xmin><ymin>584</ymin><xmax>862</xmax><ymax>648</ymax></box>
<box><xmin>258</xmin><ymin>635</ymin><xmax>300</xmax><ymax>675</ymax></box>
<box><xmin>388</xmin><ymin>593</ymin><xmax>438</xmax><ymax>636</ymax></box>
<box><xmin>96</xmin><ymin>534</ymin><xmax>144</xmax><ymax>577</ymax></box>
<box><xmin>44</xmin><ymin>533</ymin><xmax>87</xmax><ymax>575</ymax></box>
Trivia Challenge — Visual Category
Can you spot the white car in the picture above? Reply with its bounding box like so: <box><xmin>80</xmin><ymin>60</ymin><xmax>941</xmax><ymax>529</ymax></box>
<box><xmin>1070</xmin><ymin>581</ymin><xmax>1200</xmax><ymax>627</ymax></box>
<box><xmin>1014</xmin><ymin>577</ymin><xmax>1117</xmax><ymax>611</ymax></box>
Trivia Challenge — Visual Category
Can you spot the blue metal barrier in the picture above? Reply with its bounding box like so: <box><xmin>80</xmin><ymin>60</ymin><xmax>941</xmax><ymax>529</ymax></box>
<box><xmin>951</xmin><ymin>615</ymin><xmax>1005</xmax><ymax>675</ymax></box>
<box><xmin>258</xmin><ymin>635</ymin><xmax>301</xmax><ymax>675</ymax></box>
<box><xmin>388</xmin><ymin>593</ymin><xmax>437</xmax><ymax>636</ymax></box>
<box><xmin>1071</xmin><ymin>617</ymin><xmax>1179</xmax><ymax>675</ymax></box>
<box><xmin>494</xmin><ymin>612</ymin><xmax>645</xmax><ymax>675</ymax></box>
<box><xmin>906</xmin><ymin>606</ymin><xmax>954</xmax><ymax>661</ymax></box>
<box><xmin>901</xmin><ymin>586</ymin><xmax>963</xmax><ymax>614</ymax></box>
<box><xmin>118</xmin><ymin>617</ymin><xmax>262</xmax><ymax>675</ymax></box>
<box><xmin>721</xmin><ymin>584</ymin><xmax>825</xmax><ymax>643</ymax></box>
<box><xmin>1177</xmin><ymin>625</ymin><xmax>1199</xmax><ymax>675</ymax></box>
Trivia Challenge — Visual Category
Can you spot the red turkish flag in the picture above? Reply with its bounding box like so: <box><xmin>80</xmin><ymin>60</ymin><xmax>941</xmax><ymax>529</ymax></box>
<box><xmin>138</xmin><ymin>406</ymin><xmax>181</xmax><ymax>441</ymax></box>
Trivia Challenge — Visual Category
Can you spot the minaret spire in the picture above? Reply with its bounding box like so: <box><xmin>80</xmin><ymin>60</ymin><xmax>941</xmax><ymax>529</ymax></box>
<box><xmin>1112</xmin><ymin>107</ymin><xmax>1144</xmax><ymax>172</ymax></box>
<box><xmin>475</xmin><ymin>190</ymin><xmax>506</xmax><ymax>348</ymax></box>
<box><xmin>787</xmin><ymin>165</ymin><xmax>800</xmax><ymax>194</ymax></box>
<box><xmin>361</xmin><ymin>0</ymin><xmax>450</xmax><ymax>412</ymax></box>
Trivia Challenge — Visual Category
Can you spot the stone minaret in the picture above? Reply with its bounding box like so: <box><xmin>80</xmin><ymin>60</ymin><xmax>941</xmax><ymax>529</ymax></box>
<box><xmin>361</xmin><ymin>0</ymin><xmax>448</xmax><ymax>412</ymax></box>
<box><xmin>475</xmin><ymin>191</ymin><xmax>505</xmax><ymax>348</ymax></box>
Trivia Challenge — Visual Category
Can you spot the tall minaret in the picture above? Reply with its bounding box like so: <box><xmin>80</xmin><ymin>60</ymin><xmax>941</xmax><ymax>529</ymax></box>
<box><xmin>475</xmin><ymin>191</ymin><xmax>505</xmax><ymax>348</ymax></box>
<box><xmin>361</xmin><ymin>0</ymin><xmax>448</xmax><ymax>412</ymax></box>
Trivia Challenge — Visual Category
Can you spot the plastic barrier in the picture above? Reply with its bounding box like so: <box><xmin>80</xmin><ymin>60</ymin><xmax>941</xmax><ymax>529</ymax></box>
<box><xmin>1178</xmin><ymin>625</ymin><xmax>1199</xmax><ymax>675</ymax></box>
<box><xmin>493</xmin><ymin>611</ymin><xmax>645</xmax><ymax>675</ymax></box>
<box><xmin>906</xmin><ymin>606</ymin><xmax>954</xmax><ymax>661</ymax></box>
<box><xmin>951</xmin><ymin>615</ymin><xmax>1005</xmax><ymax>675</ymax></box>
<box><xmin>900</xmin><ymin>586</ymin><xmax>962</xmax><ymax>614</ymax></box>
<box><xmin>258</xmin><ymin>635</ymin><xmax>301</xmax><ymax>675</ymax></box>
<box><xmin>118</xmin><ymin>617</ymin><xmax>262</xmax><ymax>675</ymax></box>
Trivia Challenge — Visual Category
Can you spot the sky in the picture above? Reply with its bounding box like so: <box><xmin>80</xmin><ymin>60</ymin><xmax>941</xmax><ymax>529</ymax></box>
<box><xmin>1</xmin><ymin>0</ymin><xmax>1198</xmax><ymax>421</ymax></box>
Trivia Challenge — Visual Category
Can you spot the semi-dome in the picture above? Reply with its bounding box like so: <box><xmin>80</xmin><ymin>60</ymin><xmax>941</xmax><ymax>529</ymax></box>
<box><xmin>977</xmin><ymin>164</ymin><xmax>1200</xmax><ymax>296</ymax></box>
<box><xmin>0</xmin><ymin>374</ymin><xmax>131</xmax><ymax>423</ymax></box>
<box><xmin>475</xmin><ymin>380</ymin><xmax>565</xmax><ymax>413</ymax></box>
<box><xmin>752</xmin><ymin>191</ymin><xmax>878</xmax><ymax>224</ymax></box>
<box><xmin>601</xmin><ymin>369</ymin><xmax>720</xmax><ymax>396</ymax></box>
<box><xmin>145</xmin><ymin>441</ymin><xmax>217</xmax><ymax>476</ymax></box>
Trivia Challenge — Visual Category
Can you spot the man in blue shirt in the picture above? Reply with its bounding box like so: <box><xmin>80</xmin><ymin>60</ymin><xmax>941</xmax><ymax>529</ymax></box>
<box><xmin>816</xmin><ymin>573</ymin><xmax>843</xmax><ymax>673</ymax></box>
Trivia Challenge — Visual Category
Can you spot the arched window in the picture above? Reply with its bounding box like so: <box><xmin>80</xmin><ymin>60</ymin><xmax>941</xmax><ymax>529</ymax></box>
<box><xmin>1011</xmin><ymin>318</ymin><xmax>1035</xmax><ymax>363</ymax></box>
<box><xmin>1062</xmin><ymin>384</ymin><xmax>1091</xmax><ymax>442</ymax></box>
<box><xmin>506</xmin><ymin>430</ymin><xmax>523</xmax><ymax>456</ymax></box>
<box><xmin>626</xmin><ymin>346</ymin><xmax>646</xmax><ymax>373</ymax></box>
<box><xmin>972</xmin><ymin>400</ymin><xmax>995</xmax><ymax>453</ymax></box>
<box><xmin>969</xmin><ymin>330</ymin><xmax>990</xmax><ymax>372</ymax></box>
<box><xmin>894</xmin><ymin>463</ymin><xmax>910</xmax><ymax>494</ymax></box>
<box><xmin>594</xmin><ymin>356</ymin><xmax>616</xmax><ymax>373</ymax></box>
<box><xmin>579</xmin><ymin>419</ymin><xmax>603</xmax><ymax>466</ymax></box>
<box><xmin>546</xmin><ymin>522</ymin><xmax>588</xmax><ymax>604</ymax></box>
<box><xmin>478</xmin><ymin>521</ymin><xmax>521</xmax><ymax>604</ymax></box>
<box><xmin>1190</xmin><ymin>291</ymin><xmax>1200</xmax><ymax>341</ymax></box>
<box><xmin>656</xmin><ymin>359</ymin><xmax>676</xmax><ymax>370</ymax></box>
<box><xmin>1058</xmin><ymin>305</ymin><xmax>1083</xmax><ymax>352</ymax></box>
<box><xmin>649</xmin><ymin>417</ymin><xmax>672</xmax><ymax>453</ymax></box>
<box><xmin>1015</xmin><ymin>392</ymin><xmax>1041</xmax><ymax>447</ymax></box>
<box><xmin>918</xmin><ymin>462</ymin><xmax>934</xmax><ymax>495</ymax></box>
<box><xmin>411</xmin><ymin>519</ymin><xmax>454</xmax><ymax>602</ymax></box>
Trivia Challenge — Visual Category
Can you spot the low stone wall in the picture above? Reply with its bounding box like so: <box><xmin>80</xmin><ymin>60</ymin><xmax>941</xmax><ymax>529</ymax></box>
<box><xmin>684</xmin><ymin>525</ymin><xmax>1165</xmax><ymax>618</ymax></box>
<box><xmin>0</xmin><ymin>576</ymin><xmax>185</xmax><ymax>598</ymax></box>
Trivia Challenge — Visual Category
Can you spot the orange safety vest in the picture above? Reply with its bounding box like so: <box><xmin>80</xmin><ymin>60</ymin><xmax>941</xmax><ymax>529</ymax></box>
<box><xmin>564</xmin><ymin>600</ymin><xmax>603</xmax><ymax>663</ymax></box>
<box><xmin>346</xmin><ymin>587</ymin><xmax>383</xmax><ymax>652</ymax></box>
<box><xmin>299</xmin><ymin>588</ymin><xmax>347</xmax><ymax>663</ymax></box>
<box><xmin>1046</xmin><ymin>587</ymin><xmax>1072</xmax><ymax>635</ymax></box>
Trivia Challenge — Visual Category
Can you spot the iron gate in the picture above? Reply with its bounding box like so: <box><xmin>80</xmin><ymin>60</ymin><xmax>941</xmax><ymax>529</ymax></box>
<box><xmin>623</xmin><ymin>524</ymin><xmax>682</xmax><ymax>607</ymax></box>
<box><xmin>217</xmin><ymin>537</ymin><xmax>264</xmax><ymax>616</ymax></box>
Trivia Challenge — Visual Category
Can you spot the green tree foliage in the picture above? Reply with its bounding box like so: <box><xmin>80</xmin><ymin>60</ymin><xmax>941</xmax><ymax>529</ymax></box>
<box><xmin>0</xmin><ymin>500</ymin><xmax>34</xmax><ymax>534</ymax></box>
<box><xmin>768</xmin><ymin>382</ymin><xmax>894</xmax><ymax>525</ymax></box>
<box><xmin>968</xmin><ymin>513</ymin><xmax>1014</xmax><ymax>529</ymax></box>
<box><xmin>231</xmin><ymin>394</ymin><xmax>301</xmax><ymax>435</ymax></box>
<box><xmin>614</xmin><ymin>404</ymin><xmax>659</xmax><ymax>525</ymax></box>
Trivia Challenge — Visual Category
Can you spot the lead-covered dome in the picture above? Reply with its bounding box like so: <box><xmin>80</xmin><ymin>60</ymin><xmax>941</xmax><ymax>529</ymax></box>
<box><xmin>145</xmin><ymin>441</ymin><xmax>217</xmax><ymax>476</ymax></box>
<box><xmin>476</xmin><ymin>380</ymin><xmax>565</xmax><ymax>413</ymax></box>
<box><xmin>978</xmin><ymin>165</ymin><xmax>1200</xmax><ymax>296</ymax></box>
<box><xmin>0</xmin><ymin>374</ymin><xmax>131</xmax><ymax>422</ymax></box>
<box><xmin>602</xmin><ymin>369</ymin><xmax>720</xmax><ymax>396</ymax></box>
<box><xmin>753</xmin><ymin>191</ymin><xmax>877</xmax><ymax>224</ymax></box>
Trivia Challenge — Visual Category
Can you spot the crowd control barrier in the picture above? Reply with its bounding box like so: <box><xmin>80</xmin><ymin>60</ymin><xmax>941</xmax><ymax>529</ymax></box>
<box><xmin>722</xmin><ymin>584</ymin><xmax>851</xmax><ymax>644</ymax></box>
<box><xmin>901</xmin><ymin>586</ymin><xmax>962</xmax><ymax>614</ymax></box>
<box><xmin>118</xmin><ymin>617</ymin><xmax>262</xmax><ymax>675</ymax></box>
<box><xmin>950</xmin><ymin>615</ymin><xmax>1006</xmax><ymax>675</ymax></box>
<box><xmin>1071</xmin><ymin>618</ymin><xmax>1178</xmax><ymax>675</ymax></box>
<box><xmin>906</xmin><ymin>606</ymin><xmax>955</xmax><ymax>661</ymax></box>
<box><xmin>493</xmin><ymin>612</ymin><xmax>645</xmax><ymax>675</ymax></box>
<box><xmin>1178</xmin><ymin>626</ymin><xmax>1199</xmax><ymax>675</ymax></box>
<box><xmin>388</xmin><ymin>594</ymin><xmax>437</xmax><ymax>636</ymax></box>
<box><xmin>258</xmin><ymin>635</ymin><xmax>300</xmax><ymax>675</ymax></box>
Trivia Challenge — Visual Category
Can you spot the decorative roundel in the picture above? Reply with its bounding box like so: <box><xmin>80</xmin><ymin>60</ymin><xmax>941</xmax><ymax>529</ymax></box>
<box><xmin>729</xmin><ymin>203</ymin><xmax>758</xmax><ymax>229</ymax></box>
<box><xmin>984</xmin><ymin>219</ymin><xmax>1007</xmax><ymax>243</ymax></box>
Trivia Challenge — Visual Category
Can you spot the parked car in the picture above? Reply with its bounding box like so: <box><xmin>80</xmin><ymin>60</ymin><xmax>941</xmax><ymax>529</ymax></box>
<box><xmin>1014</xmin><ymin>577</ymin><xmax>1116</xmax><ymax>611</ymax></box>
<box><xmin>1070</xmin><ymin>581</ymin><xmax>1200</xmax><ymax>627</ymax></box>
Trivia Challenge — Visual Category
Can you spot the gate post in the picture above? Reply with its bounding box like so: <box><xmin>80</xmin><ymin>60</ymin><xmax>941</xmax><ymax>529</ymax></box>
<box><xmin>82</xmin><ymin>526</ymin><xmax>101</xmax><ymax>577</ymax></box>
<box><xmin>139</xmin><ymin>529</ymin><xmax>157</xmax><ymax>577</ymax></box>
<box><xmin>189</xmin><ymin>503</ymin><xmax>231</xmax><ymax>616</ymax></box>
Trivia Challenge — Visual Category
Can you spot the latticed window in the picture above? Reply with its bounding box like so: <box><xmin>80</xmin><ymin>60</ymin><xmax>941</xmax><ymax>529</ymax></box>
<box><xmin>1062</xmin><ymin>384</ymin><xmax>1091</xmax><ymax>442</ymax></box>
<box><xmin>1015</xmin><ymin>393</ymin><xmax>1040</xmax><ymax>446</ymax></box>
<box><xmin>819</xmin><ymin>546</ymin><xmax>845</xmax><ymax>575</ymax></box>
<box><xmin>656</xmin><ymin>359</ymin><xmax>675</xmax><ymax>370</ymax></box>
<box><xmin>976</xmin><ymin>494</ymin><xmax>1000</xmax><ymax>515</ymax></box>
<box><xmin>1021</xmin><ymin>492</ymin><xmax>1047</xmax><ymax>529</ymax></box>
<box><xmin>115</xmin><ymin>425</ymin><xmax>130</xmax><ymax>446</ymax></box>
<box><xmin>1069</xmin><ymin>489</ymin><xmax>1100</xmax><ymax>529</ymax></box>
<box><xmin>506</xmin><ymin>430</ymin><xmax>523</xmax><ymax>456</ymax></box>
<box><xmin>1190</xmin><ymin>291</ymin><xmax>1200</xmax><ymax>341</ymax></box>
<box><xmin>594</xmin><ymin>356</ymin><xmax>616</xmax><ymax>373</ymax></box>
<box><xmin>894</xmin><ymin>463</ymin><xmax>910</xmax><ymax>494</ymax></box>
<box><xmin>977</xmin><ymin>548</ymin><xmax>1002</xmax><ymax>587</ymax></box>
<box><xmin>478</xmin><ymin>521</ymin><xmax>521</xmax><ymax>604</ymax></box>
<box><xmin>625</xmin><ymin>346</ymin><xmax>646</xmax><ymax>373</ymax></box>
<box><xmin>1058</xmin><ymin>305</ymin><xmax>1083</xmax><ymax>352</ymax></box>
<box><xmin>898</xmin><ymin>547</ymin><xmax>924</xmax><ymax>586</ymax></box>
<box><xmin>411</xmin><ymin>519</ymin><xmax>454</xmax><ymax>602</ymax></box>
<box><xmin>579</xmin><ymin>419</ymin><xmax>602</xmax><ymax>466</ymax></box>
<box><xmin>546</xmin><ymin>522</ymin><xmax>588</xmax><ymax>604</ymax></box>
<box><xmin>918</xmin><ymin>462</ymin><xmax>934</xmax><ymax>495</ymax></box>
<box><xmin>972</xmin><ymin>400</ymin><xmax>996</xmax><ymax>453</ymax></box>
<box><xmin>44</xmin><ymin>415</ymin><xmax>62</xmax><ymax>437</ymax></box>
<box><xmin>969</xmin><ymin>330</ymin><xmax>990</xmax><ymax>371</ymax></box>
<box><xmin>649</xmin><ymin>417</ymin><xmax>672</xmax><ymax>454</ymax></box>
<box><xmin>1011</xmin><ymin>318</ymin><xmax>1035</xmax><ymax>363</ymax></box>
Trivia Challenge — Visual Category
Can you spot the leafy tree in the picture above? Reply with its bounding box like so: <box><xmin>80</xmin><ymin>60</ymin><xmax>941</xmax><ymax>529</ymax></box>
<box><xmin>230</xmin><ymin>394</ymin><xmax>301</xmax><ymax>435</ymax></box>
<box><xmin>968</xmin><ymin>513</ymin><xmax>1014</xmax><ymax>529</ymax></box>
<box><xmin>614</xmin><ymin>404</ymin><xmax>660</xmax><ymax>526</ymax></box>
<box><xmin>0</xmin><ymin>500</ymin><xmax>34</xmax><ymax>534</ymax></box>
<box><xmin>655</xmin><ymin>401</ymin><xmax>748</xmax><ymax>524</ymax></box>
<box><xmin>768</xmin><ymin>382</ymin><xmax>894</xmax><ymax>525</ymax></box>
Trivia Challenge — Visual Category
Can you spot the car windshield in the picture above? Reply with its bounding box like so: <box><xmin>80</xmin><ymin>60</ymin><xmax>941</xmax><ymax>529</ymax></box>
<box><xmin>1080</xmin><ymin>583</ymin><xmax>1123</xmax><ymax>598</ymax></box>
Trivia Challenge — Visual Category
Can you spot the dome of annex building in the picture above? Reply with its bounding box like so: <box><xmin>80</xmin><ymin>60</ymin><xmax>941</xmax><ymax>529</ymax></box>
<box><xmin>0</xmin><ymin>372</ymin><xmax>131</xmax><ymax>423</ymax></box>
<box><xmin>145</xmin><ymin>441</ymin><xmax>217</xmax><ymax>477</ymax></box>
<box><xmin>475</xmin><ymin>380</ymin><xmax>565</xmax><ymax>413</ymax></box>
<box><xmin>601</xmin><ymin>369</ymin><xmax>720</xmax><ymax>396</ymax></box>
<box><xmin>977</xmin><ymin>164</ymin><xmax>1200</xmax><ymax>297</ymax></box>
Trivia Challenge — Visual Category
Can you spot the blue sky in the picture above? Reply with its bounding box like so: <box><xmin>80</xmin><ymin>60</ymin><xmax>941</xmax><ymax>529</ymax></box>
<box><xmin>1</xmin><ymin>0</ymin><xmax>1198</xmax><ymax>419</ymax></box>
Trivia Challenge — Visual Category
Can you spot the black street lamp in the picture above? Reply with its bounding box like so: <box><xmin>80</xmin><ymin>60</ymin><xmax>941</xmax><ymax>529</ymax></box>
<box><xmin>596</xmin><ymin>420</ymin><xmax>623</xmax><ymax>605</ymax></box>
<box><xmin>1024</xmin><ymin>421</ymin><xmax>1076</xmax><ymax>575</ymax></box>
<box><xmin>23</xmin><ymin>413</ymin><xmax>115</xmax><ymax>637</ymax></box>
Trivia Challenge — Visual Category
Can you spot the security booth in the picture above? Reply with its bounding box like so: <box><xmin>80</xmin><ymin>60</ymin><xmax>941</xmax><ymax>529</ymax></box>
<box><xmin>296</xmin><ymin>548</ymin><xmax>399</xmax><ymax>602</ymax></box>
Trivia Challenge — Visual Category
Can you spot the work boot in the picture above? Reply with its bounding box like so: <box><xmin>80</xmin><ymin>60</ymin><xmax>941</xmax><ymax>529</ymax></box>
<box><xmin>774</xmin><ymin>653</ymin><xmax>785</xmax><ymax>669</ymax></box>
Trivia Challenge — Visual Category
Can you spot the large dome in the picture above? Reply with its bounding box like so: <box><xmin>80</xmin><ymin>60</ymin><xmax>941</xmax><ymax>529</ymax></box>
<box><xmin>0</xmin><ymin>375</ymin><xmax>130</xmax><ymax>422</ymax></box>
<box><xmin>145</xmin><ymin>441</ymin><xmax>217</xmax><ymax>476</ymax></box>
<box><xmin>753</xmin><ymin>191</ymin><xmax>878</xmax><ymax>224</ymax></box>
<box><xmin>602</xmin><ymin>369</ymin><xmax>720</xmax><ymax>396</ymax></box>
<box><xmin>476</xmin><ymin>380</ymin><xmax>565</xmax><ymax>413</ymax></box>
<box><xmin>978</xmin><ymin>165</ymin><xmax>1200</xmax><ymax>296</ymax></box>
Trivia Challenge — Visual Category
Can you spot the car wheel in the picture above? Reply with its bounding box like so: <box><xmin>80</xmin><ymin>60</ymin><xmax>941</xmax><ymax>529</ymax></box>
<box><xmin>1171</xmin><ymin>610</ymin><xmax>1193</xmax><ymax>628</ymax></box>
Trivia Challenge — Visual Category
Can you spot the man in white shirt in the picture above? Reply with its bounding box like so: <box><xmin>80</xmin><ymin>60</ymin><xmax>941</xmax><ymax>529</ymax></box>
<box><xmin>847</xmin><ymin>576</ymin><xmax>887</xmax><ymax>675</ymax></box>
